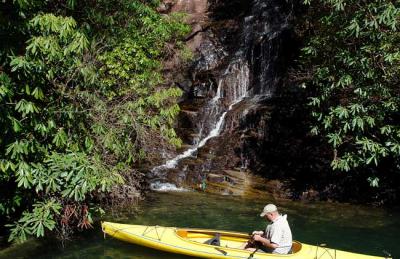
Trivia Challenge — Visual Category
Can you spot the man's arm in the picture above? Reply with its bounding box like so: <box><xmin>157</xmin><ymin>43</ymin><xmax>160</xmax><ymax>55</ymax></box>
<box><xmin>253</xmin><ymin>234</ymin><xmax>279</xmax><ymax>249</ymax></box>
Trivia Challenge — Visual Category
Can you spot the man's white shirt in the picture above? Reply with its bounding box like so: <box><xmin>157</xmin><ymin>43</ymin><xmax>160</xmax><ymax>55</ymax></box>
<box><xmin>264</xmin><ymin>214</ymin><xmax>293</xmax><ymax>254</ymax></box>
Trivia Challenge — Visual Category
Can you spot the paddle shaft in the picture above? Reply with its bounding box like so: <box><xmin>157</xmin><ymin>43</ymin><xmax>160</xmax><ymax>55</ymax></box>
<box><xmin>247</xmin><ymin>234</ymin><xmax>263</xmax><ymax>259</ymax></box>
<box><xmin>248</xmin><ymin>247</ymin><xmax>259</xmax><ymax>258</ymax></box>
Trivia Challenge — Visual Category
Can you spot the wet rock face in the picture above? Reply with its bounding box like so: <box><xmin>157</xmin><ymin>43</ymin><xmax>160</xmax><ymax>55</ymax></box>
<box><xmin>208</xmin><ymin>0</ymin><xmax>252</xmax><ymax>20</ymax></box>
<box><xmin>241</xmin><ymin>0</ymin><xmax>294</xmax><ymax>96</ymax></box>
<box><xmin>191</xmin><ymin>1</ymin><xmax>293</xmax><ymax>156</ymax></box>
<box><xmin>188</xmin><ymin>0</ymin><xmax>294</xmax><ymax>98</ymax></box>
<box><xmin>150</xmin><ymin>0</ymin><xmax>296</xmax><ymax>197</ymax></box>
<box><xmin>192</xmin><ymin>39</ymin><xmax>227</xmax><ymax>74</ymax></box>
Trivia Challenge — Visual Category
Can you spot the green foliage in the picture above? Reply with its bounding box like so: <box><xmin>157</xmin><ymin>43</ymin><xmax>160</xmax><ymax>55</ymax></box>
<box><xmin>1</xmin><ymin>0</ymin><xmax>189</xmax><ymax>242</ymax></box>
<box><xmin>17</xmin><ymin>152</ymin><xmax>123</xmax><ymax>200</ymax></box>
<box><xmin>7</xmin><ymin>199</ymin><xmax>61</xmax><ymax>242</ymax></box>
<box><xmin>301</xmin><ymin>0</ymin><xmax>400</xmax><ymax>185</ymax></box>
<box><xmin>92</xmin><ymin>3</ymin><xmax>189</xmax><ymax>152</ymax></box>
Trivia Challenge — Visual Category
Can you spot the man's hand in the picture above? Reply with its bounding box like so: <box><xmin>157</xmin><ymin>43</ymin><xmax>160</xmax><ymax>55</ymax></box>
<box><xmin>253</xmin><ymin>235</ymin><xmax>278</xmax><ymax>249</ymax></box>
<box><xmin>253</xmin><ymin>234</ymin><xmax>265</xmax><ymax>242</ymax></box>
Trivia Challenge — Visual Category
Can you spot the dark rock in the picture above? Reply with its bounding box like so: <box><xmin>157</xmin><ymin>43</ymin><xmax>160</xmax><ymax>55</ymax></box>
<box><xmin>300</xmin><ymin>189</ymin><xmax>320</xmax><ymax>202</ymax></box>
<box><xmin>207</xmin><ymin>173</ymin><xmax>225</xmax><ymax>183</ymax></box>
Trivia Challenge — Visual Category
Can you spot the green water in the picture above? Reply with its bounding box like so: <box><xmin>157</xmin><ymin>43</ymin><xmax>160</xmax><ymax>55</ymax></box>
<box><xmin>1</xmin><ymin>191</ymin><xmax>399</xmax><ymax>258</ymax></box>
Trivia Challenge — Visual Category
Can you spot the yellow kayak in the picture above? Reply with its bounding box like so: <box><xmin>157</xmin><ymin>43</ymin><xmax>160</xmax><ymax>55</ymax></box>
<box><xmin>101</xmin><ymin>222</ymin><xmax>390</xmax><ymax>259</ymax></box>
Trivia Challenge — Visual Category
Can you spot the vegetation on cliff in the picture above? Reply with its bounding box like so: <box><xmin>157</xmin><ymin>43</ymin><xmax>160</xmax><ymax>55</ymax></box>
<box><xmin>0</xmin><ymin>0</ymin><xmax>189</xmax><ymax>242</ymax></box>
<box><xmin>297</xmin><ymin>0</ymin><xmax>400</xmax><ymax>200</ymax></box>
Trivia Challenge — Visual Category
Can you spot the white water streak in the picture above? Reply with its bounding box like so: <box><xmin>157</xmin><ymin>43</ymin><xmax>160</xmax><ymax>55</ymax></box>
<box><xmin>152</xmin><ymin>107</ymin><xmax>229</xmax><ymax>170</ymax></box>
<box><xmin>151</xmin><ymin>60</ymin><xmax>249</xmax><ymax>174</ymax></box>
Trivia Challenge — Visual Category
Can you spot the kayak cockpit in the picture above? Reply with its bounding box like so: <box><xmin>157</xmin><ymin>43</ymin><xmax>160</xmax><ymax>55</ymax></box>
<box><xmin>176</xmin><ymin>229</ymin><xmax>302</xmax><ymax>254</ymax></box>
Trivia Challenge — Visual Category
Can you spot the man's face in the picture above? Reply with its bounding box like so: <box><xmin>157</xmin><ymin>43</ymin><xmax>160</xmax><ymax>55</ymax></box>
<box><xmin>264</xmin><ymin>212</ymin><xmax>273</xmax><ymax>222</ymax></box>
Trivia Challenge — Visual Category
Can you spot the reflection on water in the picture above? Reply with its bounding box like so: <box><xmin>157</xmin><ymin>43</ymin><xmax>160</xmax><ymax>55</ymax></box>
<box><xmin>1</xmin><ymin>191</ymin><xmax>399</xmax><ymax>258</ymax></box>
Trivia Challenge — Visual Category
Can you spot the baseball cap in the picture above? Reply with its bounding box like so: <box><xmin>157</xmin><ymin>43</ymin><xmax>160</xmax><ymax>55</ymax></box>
<box><xmin>260</xmin><ymin>204</ymin><xmax>277</xmax><ymax>217</ymax></box>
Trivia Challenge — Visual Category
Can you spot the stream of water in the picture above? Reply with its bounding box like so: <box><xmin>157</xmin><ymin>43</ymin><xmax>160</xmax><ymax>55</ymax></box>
<box><xmin>1</xmin><ymin>191</ymin><xmax>399</xmax><ymax>259</ymax></box>
<box><xmin>149</xmin><ymin>59</ymin><xmax>251</xmax><ymax>191</ymax></box>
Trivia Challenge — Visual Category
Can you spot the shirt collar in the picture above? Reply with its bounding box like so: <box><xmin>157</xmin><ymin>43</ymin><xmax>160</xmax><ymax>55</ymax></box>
<box><xmin>272</xmin><ymin>214</ymin><xmax>287</xmax><ymax>223</ymax></box>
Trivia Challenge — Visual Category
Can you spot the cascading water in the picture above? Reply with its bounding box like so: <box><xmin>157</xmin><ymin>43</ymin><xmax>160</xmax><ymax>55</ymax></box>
<box><xmin>149</xmin><ymin>0</ymin><xmax>293</xmax><ymax>192</ymax></box>
<box><xmin>150</xmin><ymin>59</ymin><xmax>250</xmax><ymax>191</ymax></box>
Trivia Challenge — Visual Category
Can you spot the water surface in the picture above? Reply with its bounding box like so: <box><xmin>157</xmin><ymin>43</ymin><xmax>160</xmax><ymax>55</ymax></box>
<box><xmin>1</xmin><ymin>191</ymin><xmax>399</xmax><ymax>258</ymax></box>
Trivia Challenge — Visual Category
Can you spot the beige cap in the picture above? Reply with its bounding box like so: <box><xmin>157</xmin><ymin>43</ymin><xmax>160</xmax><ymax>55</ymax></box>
<box><xmin>260</xmin><ymin>204</ymin><xmax>277</xmax><ymax>217</ymax></box>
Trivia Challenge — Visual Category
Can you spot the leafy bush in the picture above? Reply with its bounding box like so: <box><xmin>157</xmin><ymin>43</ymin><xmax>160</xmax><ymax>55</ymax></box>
<box><xmin>0</xmin><ymin>0</ymin><xmax>190</xmax><ymax>242</ymax></box>
<box><xmin>300</xmin><ymin>0</ymin><xmax>400</xmax><ymax>187</ymax></box>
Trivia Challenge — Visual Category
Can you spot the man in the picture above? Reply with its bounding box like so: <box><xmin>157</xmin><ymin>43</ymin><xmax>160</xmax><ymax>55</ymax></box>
<box><xmin>245</xmin><ymin>204</ymin><xmax>293</xmax><ymax>254</ymax></box>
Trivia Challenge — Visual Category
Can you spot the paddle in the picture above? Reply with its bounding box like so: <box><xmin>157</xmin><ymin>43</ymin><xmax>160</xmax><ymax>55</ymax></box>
<box><xmin>247</xmin><ymin>247</ymin><xmax>259</xmax><ymax>259</ymax></box>
<box><xmin>246</xmin><ymin>233</ymin><xmax>261</xmax><ymax>259</ymax></box>
<box><xmin>214</xmin><ymin>247</ymin><xmax>228</xmax><ymax>256</ymax></box>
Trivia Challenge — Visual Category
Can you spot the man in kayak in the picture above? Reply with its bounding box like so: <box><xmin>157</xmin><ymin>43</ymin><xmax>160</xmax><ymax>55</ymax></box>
<box><xmin>243</xmin><ymin>204</ymin><xmax>293</xmax><ymax>254</ymax></box>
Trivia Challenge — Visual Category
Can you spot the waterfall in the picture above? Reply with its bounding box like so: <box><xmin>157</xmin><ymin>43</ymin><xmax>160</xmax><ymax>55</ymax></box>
<box><xmin>149</xmin><ymin>0</ymin><xmax>291</xmax><ymax>192</ymax></box>
<box><xmin>150</xmin><ymin>59</ymin><xmax>250</xmax><ymax>191</ymax></box>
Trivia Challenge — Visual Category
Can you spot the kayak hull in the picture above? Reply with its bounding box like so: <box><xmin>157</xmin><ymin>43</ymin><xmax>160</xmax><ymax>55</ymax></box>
<box><xmin>101</xmin><ymin>222</ymin><xmax>389</xmax><ymax>259</ymax></box>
